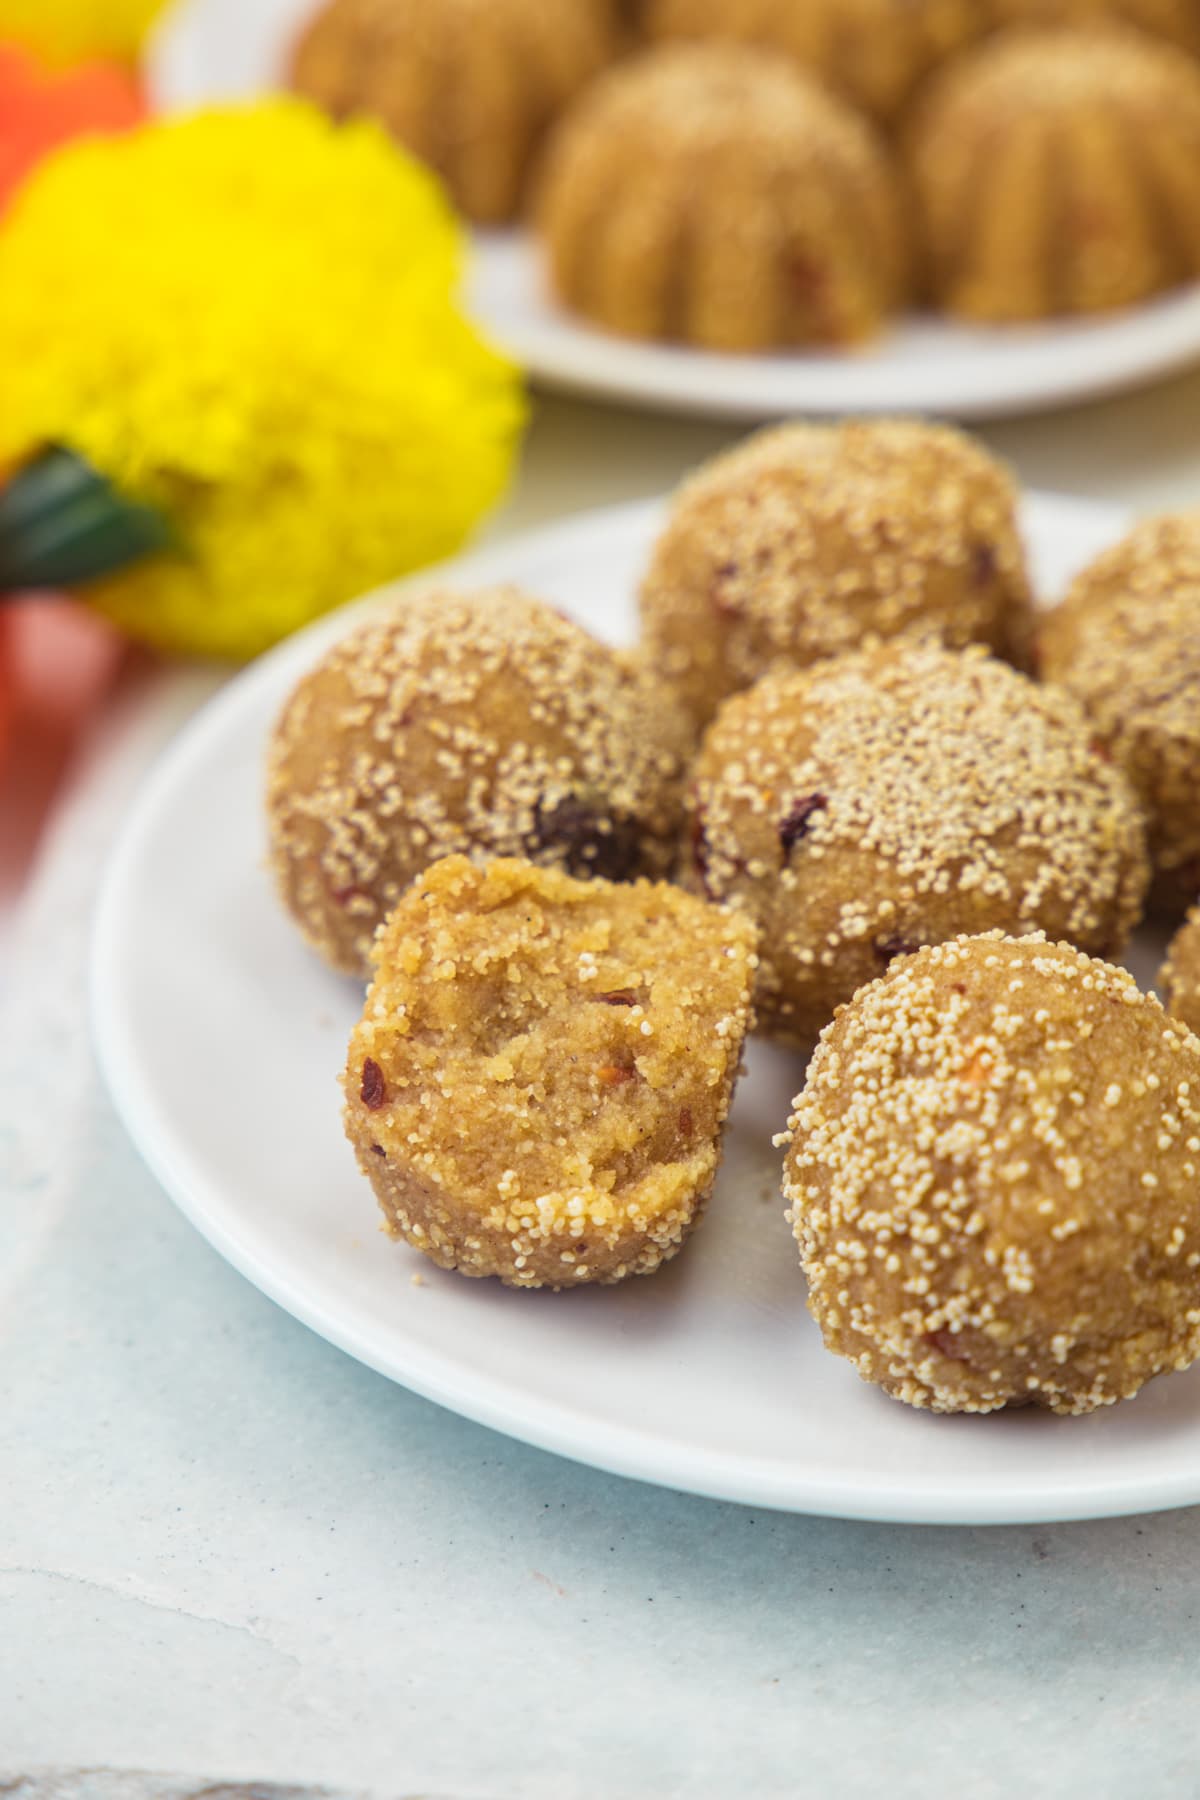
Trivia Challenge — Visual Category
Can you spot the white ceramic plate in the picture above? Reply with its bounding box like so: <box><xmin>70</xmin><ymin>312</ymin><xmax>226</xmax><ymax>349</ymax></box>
<box><xmin>148</xmin><ymin>0</ymin><xmax>1200</xmax><ymax>422</ymax></box>
<box><xmin>92</xmin><ymin>490</ymin><xmax>1200</xmax><ymax>1525</ymax></box>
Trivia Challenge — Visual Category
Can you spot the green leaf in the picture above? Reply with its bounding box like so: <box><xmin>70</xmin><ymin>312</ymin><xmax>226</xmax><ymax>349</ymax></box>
<box><xmin>0</xmin><ymin>445</ymin><xmax>176</xmax><ymax>593</ymax></box>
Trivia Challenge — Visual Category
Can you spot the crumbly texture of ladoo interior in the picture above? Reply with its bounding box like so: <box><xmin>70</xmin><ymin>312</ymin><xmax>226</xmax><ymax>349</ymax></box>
<box><xmin>782</xmin><ymin>933</ymin><xmax>1200</xmax><ymax>1414</ymax></box>
<box><xmin>906</xmin><ymin>26</ymin><xmax>1200</xmax><ymax>321</ymax></box>
<box><xmin>638</xmin><ymin>418</ymin><xmax>1033</xmax><ymax>734</ymax></box>
<box><xmin>290</xmin><ymin>0</ymin><xmax>613</xmax><ymax>223</ymax></box>
<box><xmin>987</xmin><ymin>0</ymin><xmax>1200</xmax><ymax>54</ymax></box>
<box><xmin>536</xmin><ymin>44</ymin><xmax>908</xmax><ymax>352</ymax></box>
<box><xmin>1161</xmin><ymin>906</ymin><xmax>1200</xmax><ymax>1037</ymax></box>
<box><xmin>684</xmin><ymin>640</ymin><xmax>1149</xmax><ymax>1045</ymax></box>
<box><xmin>645</xmin><ymin>0</ymin><xmax>984</xmax><ymax>122</ymax></box>
<box><xmin>342</xmin><ymin>856</ymin><xmax>758</xmax><ymax>1288</ymax></box>
<box><xmin>266</xmin><ymin>586</ymin><xmax>690</xmax><ymax>978</ymax></box>
<box><xmin>1040</xmin><ymin>514</ymin><xmax>1200</xmax><ymax>917</ymax></box>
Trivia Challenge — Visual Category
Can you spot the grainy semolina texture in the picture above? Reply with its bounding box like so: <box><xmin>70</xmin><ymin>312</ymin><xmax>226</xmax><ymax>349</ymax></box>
<box><xmin>1159</xmin><ymin>906</ymin><xmax>1200</xmax><ymax>1036</ymax></box>
<box><xmin>781</xmin><ymin>934</ymin><xmax>1200</xmax><ymax>1414</ymax></box>
<box><xmin>1041</xmin><ymin>514</ymin><xmax>1200</xmax><ymax>917</ymax></box>
<box><xmin>290</xmin><ymin>0</ymin><xmax>613</xmax><ymax>223</ymax></box>
<box><xmin>343</xmin><ymin>856</ymin><xmax>758</xmax><ymax>1287</ymax></box>
<box><xmin>684</xmin><ymin>640</ymin><xmax>1149</xmax><ymax>1045</ymax></box>
<box><xmin>987</xmin><ymin>0</ymin><xmax>1200</xmax><ymax>54</ymax></box>
<box><xmin>907</xmin><ymin>26</ymin><xmax>1200</xmax><ymax>321</ymax></box>
<box><xmin>266</xmin><ymin>586</ymin><xmax>689</xmax><ymax>978</ymax></box>
<box><xmin>536</xmin><ymin>44</ymin><xmax>908</xmax><ymax>352</ymax></box>
<box><xmin>646</xmin><ymin>0</ymin><xmax>984</xmax><ymax>122</ymax></box>
<box><xmin>639</xmin><ymin>419</ymin><xmax>1033</xmax><ymax>734</ymax></box>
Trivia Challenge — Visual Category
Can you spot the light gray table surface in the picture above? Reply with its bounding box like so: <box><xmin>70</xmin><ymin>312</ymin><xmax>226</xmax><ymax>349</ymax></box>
<box><xmin>5</xmin><ymin>382</ymin><xmax>1200</xmax><ymax>1798</ymax></box>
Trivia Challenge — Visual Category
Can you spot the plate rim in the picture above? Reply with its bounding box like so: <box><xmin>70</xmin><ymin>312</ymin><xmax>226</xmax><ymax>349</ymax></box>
<box><xmin>469</xmin><ymin>231</ymin><xmax>1200</xmax><ymax>425</ymax></box>
<box><xmin>91</xmin><ymin>487</ymin><xmax>1200</xmax><ymax>1529</ymax></box>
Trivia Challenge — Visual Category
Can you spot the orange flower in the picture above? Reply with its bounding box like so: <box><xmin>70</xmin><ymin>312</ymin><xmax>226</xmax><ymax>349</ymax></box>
<box><xmin>0</xmin><ymin>42</ymin><xmax>145</xmax><ymax>213</ymax></box>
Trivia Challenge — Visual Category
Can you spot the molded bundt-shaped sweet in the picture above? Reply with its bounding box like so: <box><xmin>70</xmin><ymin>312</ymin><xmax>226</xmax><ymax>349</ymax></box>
<box><xmin>291</xmin><ymin>0</ymin><xmax>613</xmax><ymax>223</ymax></box>
<box><xmin>537</xmin><ymin>44</ymin><xmax>908</xmax><ymax>350</ymax></box>
<box><xmin>907</xmin><ymin>26</ymin><xmax>1200</xmax><ymax>320</ymax></box>
<box><xmin>987</xmin><ymin>0</ymin><xmax>1200</xmax><ymax>56</ymax></box>
<box><xmin>645</xmin><ymin>0</ymin><xmax>983</xmax><ymax>122</ymax></box>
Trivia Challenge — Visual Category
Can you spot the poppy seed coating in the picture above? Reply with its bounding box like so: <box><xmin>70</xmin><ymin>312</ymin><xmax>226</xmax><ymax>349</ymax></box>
<box><xmin>781</xmin><ymin>933</ymin><xmax>1200</xmax><ymax>1415</ymax></box>
<box><xmin>684</xmin><ymin>638</ymin><xmax>1149</xmax><ymax>1044</ymax></box>
<box><xmin>266</xmin><ymin>585</ymin><xmax>690</xmax><ymax>977</ymax></box>
<box><xmin>1041</xmin><ymin>513</ymin><xmax>1200</xmax><ymax>918</ymax></box>
<box><xmin>1160</xmin><ymin>905</ymin><xmax>1200</xmax><ymax>1039</ymax></box>
<box><xmin>639</xmin><ymin>418</ymin><xmax>1033</xmax><ymax>735</ymax></box>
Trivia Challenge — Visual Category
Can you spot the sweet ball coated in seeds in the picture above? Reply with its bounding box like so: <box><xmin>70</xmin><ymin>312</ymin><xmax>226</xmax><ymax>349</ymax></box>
<box><xmin>781</xmin><ymin>933</ymin><xmax>1200</xmax><ymax>1415</ymax></box>
<box><xmin>342</xmin><ymin>855</ymin><xmax>758</xmax><ymax>1288</ymax></box>
<box><xmin>1160</xmin><ymin>905</ymin><xmax>1200</xmax><ymax>1039</ymax></box>
<box><xmin>639</xmin><ymin>418</ymin><xmax>1033</xmax><ymax>736</ymax></box>
<box><xmin>1040</xmin><ymin>512</ymin><xmax>1200</xmax><ymax>918</ymax></box>
<box><xmin>684</xmin><ymin>638</ymin><xmax>1149</xmax><ymax>1046</ymax></box>
<box><xmin>265</xmin><ymin>585</ymin><xmax>690</xmax><ymax>978</ymax></box>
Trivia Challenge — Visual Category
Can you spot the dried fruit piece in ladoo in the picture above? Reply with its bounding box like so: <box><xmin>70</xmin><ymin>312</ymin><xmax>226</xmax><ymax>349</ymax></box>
<box><xmin>683</xmin><ymin>639</ymin><xmax>1148</xmax><ymax>1044</ymax></box>
<box><xmin>343</xmin><ymin>856</ymin><xmax>757</xmax><ymax>1288</ymax></box>
<box><xmin>781</xmin><ymin>934</ymin><xmax>1200</xmax><ymax>1414</ymax></box>
<box><xmin>638</xmin><ymin>419</ymin><xmax>1032</xmax><ymax>736</ymax></box>
<box><xmin>291</xmin><ymin>0</ymin><xmax>613</xmax><ymax>224</ymax></box>
<box><xmin>267</xmin><ymin>586</ymin><xmax>691</xmax><ymax>978</ymax></box>
<box><xmin>0</xmin><ymin>103</ymin><xmax>524</xmax><ymax>659</ymax></box>
<box><xmin>1040</xmin><ymin>514</ymin><xmax>1200</xmax><ymax>917</ymax></box>
<box><xmin>645</xmin><ymin>0</ymin><xmax>984</xmax><ymax>123</ymax></box>
<box><xmin>537</xmin><ymin>45</ymin><xmax>907</xmax><ymax>352</ymax></box>
<box><xmin>907</xmin><ymin>27</ymin><xmax>1200</xmax><ymax>320</ymax></box>
<box><xmin>1160</xmin><ymin>906</ymin><xmax>1200</xmax><ymax>1037</ymax></box>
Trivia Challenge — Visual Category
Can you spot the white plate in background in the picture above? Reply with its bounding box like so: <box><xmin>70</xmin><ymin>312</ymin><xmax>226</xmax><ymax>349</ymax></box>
<box><xmin>93</xmin><ymin>490</ymin><xmax>1200</xmax><ymax>1526</ymax></box>
<box><xmin>149</xmin><ymin>0</ymin><xmax>1200</xmax><ymax>422</ymax></box>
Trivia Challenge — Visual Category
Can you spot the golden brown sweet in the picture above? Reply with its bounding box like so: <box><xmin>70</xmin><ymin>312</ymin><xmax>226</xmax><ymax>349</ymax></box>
<box><xmin>1040</xmin><ymin>514</ymin><xmax>1200</xmax><ymax>916</ymax></box>
<box><xmin>1160</xmin><ymin>905</ymin><xmax>1200</xmax><ymax>1036</ymax></box>
<box><xmin>536</xmin><ymin>44</ymin><xmax>908</xmax><ymax>351</ymax></box>
<box><xmin>907</xmin><ymin>26</ymin><xmax>1200</xmax><ymax>320</ymax></box>
<box><xmin>342</xmin><ymin>856</ymin><xmax>758</xmax><ymax>1287</ymax></box>
<box><xmin>267</xmin><ymin>586</ymin><xmax>689</xmax><ymax>978</ymax></box>
<box><xmin>639</xmin><ymin>419</ymin><xmax>1033</xmax><ymax>735</ymax></box>
<box><xmin>684</xmin><ymin>640</ymin><xmax>1149</xmax><ymax>1044</ymax></box>
<box><xmin>290</xmin><ymin>0</ymin><xmax>613</xmax><ymax>224</ymax></box>
<box><xmin>646</xmin><ymin>0</ymin><xmax>983</xmax><ymax>122</ymax></box>
<box><xmin>781</xmin><ymin>933</ymin><xmax>1200</xmax><ymax>1414</ymax></box>
<box><xmin>987</xmin><ymin>0</ymin><xmax>1200</xmax><ymax>55</ymax></box>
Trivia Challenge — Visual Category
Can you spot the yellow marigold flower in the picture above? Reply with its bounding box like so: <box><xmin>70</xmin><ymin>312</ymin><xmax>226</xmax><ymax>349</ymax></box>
<box><xmin>0</xmin><ymin>101</ymin><xmax>525</xmax><ymax>659</ymax></box>
<box><xmin>0</xmin><ymin>0</ymin><xmax>164</xmax><ymax>65</ymax></box>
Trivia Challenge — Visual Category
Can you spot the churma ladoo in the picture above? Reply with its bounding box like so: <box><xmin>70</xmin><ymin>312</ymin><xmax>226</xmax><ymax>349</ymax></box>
<box><xmin>987</xmin><ymin>0</ymin><xmax>1200</xmax><ymax>55</ymax></box>
<box><xmin>639</xmin><ymin>419</ymin><xmax>1033</xmax><ymax>735</ymax></box>
<box><xmin>907</xmin><ymin>26</ymin><xmax>1200</xmax><ymax>321</ymax></box>
<box><xmin>343</xmin><ymin>855</ymin><xmax>758</xmax><ymax>1287</ymax></box>
<box><xmin>1160</xmin><ymin>906</ymin><xmax>1200</xmax><ymax>1038</ymax></box>
<box><xmin>782</xmin><ymin>933</ymin><xmax>1200</xmax><ymax>1414</ymax></box>
<box><xmin>290</xmin><ymin>0</ymin><xmax>613</xmax><ymax>223</ymax></box>
<box><xmin>1040</xmin><ymin>514</ymin><xmax>1200</xmax><ymax>916</ymax></box>
<box><xmin>684</xmin><ymin>640</ymin><xmax>1149</xmax><ymax>1045</ymax></box>
<box><xmin>267</xmin><ymin>586</ymin><xmax>688</xmax><ymax>978</ymax></box>
<box><xmin>645</xmin><ymin>0</ymin><xmax>983</xmax><ymax>123</ymax></box>
<box><xmin>536</xmin><ymin>44</ymin><xmax>908</xmax><ymax>352</ymax></box>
